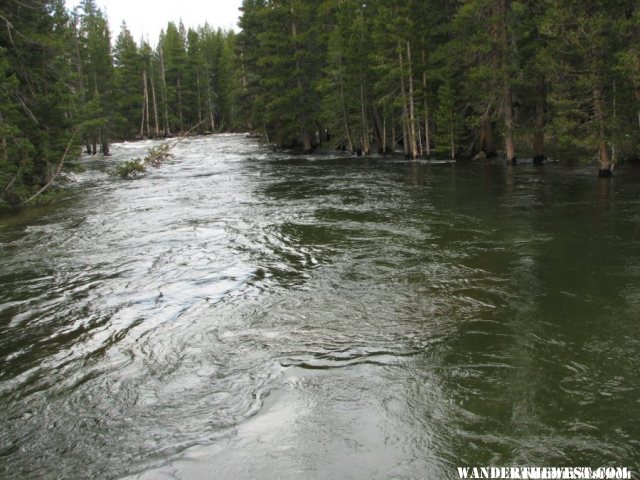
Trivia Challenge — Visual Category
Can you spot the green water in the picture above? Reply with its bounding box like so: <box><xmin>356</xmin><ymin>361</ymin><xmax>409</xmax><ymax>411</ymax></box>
<box><xmin>1</xmin><ymin>135</ymin><xmax>639</xmax><ymax>479</ymax></box>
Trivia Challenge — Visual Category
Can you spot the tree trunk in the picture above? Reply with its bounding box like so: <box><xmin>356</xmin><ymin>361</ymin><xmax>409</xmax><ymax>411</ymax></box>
<box><xmin>594</xmin><ymin>84</ymin><xmax>612</xmax><ymax>176</ymax></box>
<box><xmin>398</xmin><ymin>45</ymin><xmax>412</xmax><ymax>159</ymax></box>
<box><xmin>382</xmin><ymin>113</ymin><xmax>387</xmax><ymax>154</ymax></box>
<box><xmin>479</xmin><ymin>113</ymin><xmax>495</xmax><ymax>157</ymax></box>
<box><xmin>391</xmin><ymin>121</ymin><xmax>397</xmax><ymax>155</ymax></box>
<box><xmin>406</xmin><ymin>41</ymin><xmax>418</xmax><ymax>159</ymax></box>
<box><xmin>196</xmin><ymin>73</ymin><xmax>203</xmax><ymax>129</ymax></box>
<box><xmin>338</xmin><ymin>55</ymin><xmax>354</xmax><ymax>152</ymax></box>
<box><xmin>360</xmin><ymin>76</ymin><xmax>370</xmax><ymax>155</ymax></box>
<box><xmin>401</xmin><ymin>111</ymin><xmax>409</xmax><ymax>158</ymax></box>
<box><xmin>290</xmin><ymin>2</ymin><xmax>311</xmax><ymax>153</ymax></box>
<box><xmin>504</xmin><ymin>87</ymin><xmax>516</xmax><ymax>165</ymax></box>
<box><xmin>302</xmin><ymin>130</ymin><xmax>312</xmax><ymax>153</ymax></box>
<box><xmin>159</xmin><ymin>47</ymin><xmax>171</xmax><ymax>136</ymax></box>
<box><xmin>207</xmin><ymin>85</ymin><xmax>216</xmax><ymax>131</ymax></box>
<box><xmin>150</xmin><ymin>70</ymin><xmax>160</xmax><ymax>138</ymax></box>
<box><xmin>389</xmin><ymin>121</ymin><xmax>398</xmax><ymax>155</ymax></box>
<box><xmin>139</xmin><ymin>102</ymin><xmax>145</xmax><ymax>139</ymax></box>
<box><xmin>143</xmin><ymin>70</ymin><xmax>151</xmax><ymax>138</ymax></box>
<box><xmin>450</xmin><ymin>124</ymin><xmax>455</xmax><ymax>161</ymax></box>
<box><xmin>371</xmin><ymin>106</ymin><xmax>385</xmax><ymax>154</ymax></box>
<box><xmin>533</xmin><ymin>76</ymin><xmax>545</xmax><ymax>164</ymax></box>
<box><xmin>176</xmin><ymin>77</ymin><xmax>184</xmax><ymax>132</ymax></box>
<box><xmin>422</xmin><ymin>50</ymin><xmax>431</xmax><ymax>158</ymax></box>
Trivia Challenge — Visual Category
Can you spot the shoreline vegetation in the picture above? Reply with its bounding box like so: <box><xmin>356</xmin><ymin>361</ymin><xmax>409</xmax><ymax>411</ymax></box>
<box><xmin>2</xmin><ymin>0</ymin><xmax>640</xmax><ymax>211</ymax></box>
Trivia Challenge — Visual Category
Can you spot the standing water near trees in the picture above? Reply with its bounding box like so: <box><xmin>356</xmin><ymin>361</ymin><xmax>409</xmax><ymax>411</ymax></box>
<box><xmin>1</xmin><ymin>1</ymin><xmax>640</xmax><ymax>478</ymax></box>
<box><xmin>2</xmin><ymin>0</ymin><xmax>640</xmax><ymax>210</ymax></box>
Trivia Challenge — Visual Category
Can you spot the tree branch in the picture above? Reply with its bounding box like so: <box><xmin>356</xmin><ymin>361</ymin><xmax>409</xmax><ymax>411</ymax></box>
<box><xmin>18</xmin><ymin>131</ymin><xmax>77</xmax><ymax>206</ymax></box>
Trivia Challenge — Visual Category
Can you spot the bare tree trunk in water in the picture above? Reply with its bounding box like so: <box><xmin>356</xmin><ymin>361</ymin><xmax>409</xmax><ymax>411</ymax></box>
<box><xmin>594</xmin><ymin>85</ymin><xmax>612</xmax><ymax>176</ymax></box>
<box><xmin>533</xmin><ymin>76</ymin><xmax>545</xmax><ymax>164</ymax></box>
<box><xmin>450</xmin><ymin>123</ymin><xmax>456</xmax><ymax>161</ymax></box>
<box><xmin>479</xmin><ymin>113</ymin><xmax>495</xmax><ymax>157</ymax></box>
<box><xmin>636</xmin><ymin>86</ymin><xmax>640</xmax><ymax>134</ymax></box>
<box><xmin>406</xmin><ymin>41</ymin><xmax>418</xmax><ymax>159</ymax></box>
<box><xmin>338</xmin><ymin>55</ymin><xmax>354</xmax><ymax>152</ymax></box>
<box><xmin>1</xmin><ymin>121</ymin><xmax>8</xmax><ymax>165</ymax></box>
<box><xmin>150</xmin><ymin>70</ymin><xmax>160</xmax><ymax>138</ymax></box>
<box><xmin>139</xmin><ymin>102</ymin><xmax>145</xmax><ymax>138</ymax></box>
<box><xmin>290</xmin><ymin>2</ymin><xmax>312</xmax><ymax>153</ymax></box>
<box><xmin>159</xmin><ymin>47</ymin><xmax>171</xmax><ymax>136</ymax></box>
<box><xmin>143</xmin><ymin>70</ymin><xmax>151</xmax><ymax>138</ymax></box>
<box><xmin>612</xmin><ymin>80</ymin><xmax>617</xmax><ymax>164</ymax></box>
<box><xmin>382</xmin><ymin>113</ymin><xmax>387</xmax><ymax>154</ymax></box>
<box><xmin>422</xmin><ymin>50</ymin><xmax>431</xmax><ymax>157</ymax></box>
<box><xmin>498</xmin><ymin>0</ymin><xmax>515</xmax><ymax>165</ymax></box>
<box><xmin>370</xmin><ymin>107</ymin><xmax>384</xmax><ymax>153</ymax></box>
<box><xmin>402</xmin><ymin>111</ymin><xmax>409</xmax><ymax>158</ymax></box>
<box><xmin>504</xmin><ymin>87</ymin><xmax>516</xmax><ymax>165</ymax></box>
<box><xmin>177</xmin><ymin>77</ymin><xmax>184</xmax><ymax>132</ymax></box>
<box><xmin>360</xmin><ymin>76</ymin><xmax>370</xmax><ymax>155</ymax></box>
<box><xmin>196</xmin><ymin>73</ymin><xmax>203</xmax><ymax>129</ymax></box>
<box><xmin>398</xmin><ymin>45</ymin><xmax>412</xmax><ymax>159</ymax></box>
<box><xmin>391</xmin><ymin>122</ymin><xmax>396</xmax><ymax>155</ymax></box>
<box><xmin>207</xmin><ymin>85</ymin><xmax>215</xmax><ymax>131</ymax></box>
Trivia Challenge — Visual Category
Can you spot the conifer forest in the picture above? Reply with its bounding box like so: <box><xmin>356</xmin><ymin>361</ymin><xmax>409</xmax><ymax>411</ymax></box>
<box><xmin>2</xmin><ymin>2</ymin><xmax>640</xmax><ymax>478</ymax></box>
<box><xmin>2</xmin><ymin>0</ymin><xmax>640</xmax><ymax>207</ymax></box>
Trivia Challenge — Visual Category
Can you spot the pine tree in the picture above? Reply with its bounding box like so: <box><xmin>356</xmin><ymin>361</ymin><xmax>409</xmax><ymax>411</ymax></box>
<box><xmin>0</xmin><ymin>0</ymin><xmax>77</xmax><ymax>207</ymax></box>
<box><xmin>113</xmin><ymin>22</ymin><xmax>143</xmax><ymax>139</ymax></box>
<box><xmin>541</xmin><ymin>0</ymin><xmax>633</xmax><ymax>174</ymax></box>
<box><xmin>75</xmin><ymin>0</ymin><xmax>113</xmax><ymax>155</ymax></box>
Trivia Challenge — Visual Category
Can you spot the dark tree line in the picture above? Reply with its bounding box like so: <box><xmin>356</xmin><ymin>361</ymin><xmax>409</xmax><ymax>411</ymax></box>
<box><xmin>1</xmin><ymin>0</ymin><xmax>639</xmax><ymax>208</ymax></box>
<box><xmin>1</xmin><ymin>0</ymin><xmax>239</xmax><ymax>208</ymax></box>
<box><xmin>237</xmin><ymin>0</ymin><xmax>640</xmax><ymax>176</ymax></box>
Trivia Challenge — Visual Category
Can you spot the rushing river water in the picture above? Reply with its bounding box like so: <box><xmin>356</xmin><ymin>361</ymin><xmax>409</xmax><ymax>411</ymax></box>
<box><xmin>1</xmin><ymin>135</ymin><xmax>639</xmax><ymax>479</ymax></box>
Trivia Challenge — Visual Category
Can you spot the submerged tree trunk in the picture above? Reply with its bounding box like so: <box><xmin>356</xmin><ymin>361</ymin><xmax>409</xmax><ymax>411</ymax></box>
<box><xmin>504</xmin><ymin>87</ymin><xmax>516</xmax><ymax>165</ymax></box>
<box><xmin>422</xmin><ymin>50</ymin><xmax>431</xmax><ymax>158</ymax></box>
<box><xmin>177</xmin><ymin>77</ymin><xmax>184</xmax><ymax>132</ymax></box>
<box><xmin>406</xmin><ymin>41</ymin><xmax>418</xmax><ymax>159</ymax></box>
<box><xmin>359</xmin><ymin>76</ymin><xmax>370</xmax><ymax>155</ymax></box>
<box><xmin>479</xmin><ymin>113</ymin><xmax>495</xmax><ymax>157</ymax></box>
<box><xmin>371</xmin><ymin>107</ymin><xmax>385</xmax><ymax>154</ymax></box>
<box><xmin>401</xmin><ymin>111</ymin><xmax>409</xmax><ymax>158</ymax></box>
<box><xmin>498</xmin><ymin>0</ymin><xmax>515</xmax><ymax>165</ymax></box>
<box><xmin>143</xmin><ymin>70</ymin><xmax>151</xmax><ymax>138</ymax></box>
<box><xmin>398</xmin><ymin>45</ymin><xmax>412</xmax><ymax>159</ymax></box>
<box><xmin>533</xmin><ymin>76</ymin><xmax>546</xmax><ymax>164</ymax></box>
<box><xmin>391</xmin><ymin>121</ymin><xmax>397</xmax><ymax>155</ymax></box>
<box><xmin>594</xmin><ymin>85</ymin><xmax>612</xmax><ymax>176</ymax></box>
<box><xmin>196</xmin><ymin>73</ymin><xmax>203</xmax><ymax>129</ymax></box>
<box><xmin>207</xmin><ymin>85</ymin><xmax>216</xmax><ymax>132</ymax></box>
<box><xmin>382</xmin><ymin>113</ymin><xmax>387</xmax><ymax>154</ymax></box>
<box><xmin>338</xmin><ymin>55</ymin><xmax>353</xmax><ymax>152</ymax></box>
<box><xmin>150</xmin><ymin>71</ymin><xmax>160</xmax><ymax>138</ymax></box>
<box><xmin>302</xmin><ymin>130</ymin><xmax>312</xmax><ymax>153</ymax></box>
<box><xmin>159</xmin><ymin>47</ymin><xmax>171</xmax><ymax>137</ymax></box>
<box><xmin>290</xmin><ymin>3</ymin><xmax>312</xmax><ymax>153</ymax></box>
<box><xmin>449</xmin><ymin>123</ymin><xmax>455</xmax><ymax>161</ymax></box>
<box><xmin>139</xmin><ymin>102</ymin><xmax>145</xmax><ymax>139</ymax></box>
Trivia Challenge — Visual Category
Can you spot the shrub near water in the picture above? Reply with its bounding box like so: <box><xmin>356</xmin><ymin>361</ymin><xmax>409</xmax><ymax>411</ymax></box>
<box><xmin>114</xmin><ymin>143</ymin><xmax>175</xmax><ymax>179</ymax></box>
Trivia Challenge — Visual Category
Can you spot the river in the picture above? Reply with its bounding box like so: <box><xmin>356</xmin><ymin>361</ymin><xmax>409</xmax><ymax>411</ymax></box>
<box><xmin>1</xmin><ymin>135</ymin><xmax>639</xmax><ymax>479</ymax></box>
